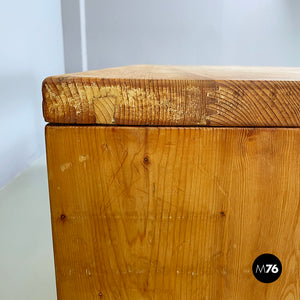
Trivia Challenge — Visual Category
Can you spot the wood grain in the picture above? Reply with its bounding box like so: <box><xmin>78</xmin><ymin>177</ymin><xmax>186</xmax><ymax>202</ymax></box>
<box><xmin>42</xmin><ymin>65</ymin><xmax>300</xmax><ymax>126</ymax></box>
<box><xmin>46</xmin><ymin>126</ymin><xmax>300</xmax><ymax>299</ymax></box>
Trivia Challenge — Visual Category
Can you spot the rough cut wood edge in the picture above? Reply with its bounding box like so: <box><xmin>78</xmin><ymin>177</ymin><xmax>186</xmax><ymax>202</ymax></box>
<box><xmin>42</xmin><ymin>65</ymin><xmax>300</xmax><ymax>126</ymax></box>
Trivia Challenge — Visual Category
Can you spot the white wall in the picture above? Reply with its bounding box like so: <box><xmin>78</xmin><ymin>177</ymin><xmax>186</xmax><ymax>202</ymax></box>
<box><xmin>220</xmin><ymin>0</ymin><xmax>300</xmax><ymax>66</ymax></box>
<box><xmin>0</xmin><ymin>0</ymin><xmax>65</xmax><ymax>187</ymax></box>
<box><xmin>61</xmin><ymin>0</ymin><xmax>83</xmax><ymax>73</ymax></box>
<box><xmin>73</xmin><ymin>0</ymin><xmax>300</xmax><ymax>70</ymax></box>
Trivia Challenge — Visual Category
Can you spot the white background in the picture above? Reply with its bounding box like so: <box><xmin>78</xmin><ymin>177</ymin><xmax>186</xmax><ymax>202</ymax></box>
<box><xmin>0</xmin><ymin>0</ymin><xmax>64</xmax><ymax>187</ymax></box>
<box><xmin>65</xmin><ymin>0</ymin><xmax>300</xmax><ymax>72</ymax></box>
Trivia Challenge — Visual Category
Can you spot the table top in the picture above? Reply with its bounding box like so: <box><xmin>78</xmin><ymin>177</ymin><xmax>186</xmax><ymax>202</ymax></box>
<box><xmin>42</xmin><ymin>65</ymin><xmax>300</xmax><ymax>126</ymax></box>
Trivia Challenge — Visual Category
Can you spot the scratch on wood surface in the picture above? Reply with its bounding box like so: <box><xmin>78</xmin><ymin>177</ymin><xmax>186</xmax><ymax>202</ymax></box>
<box><xmin>79</xmin><ymin>155</ymin><xmax>89</xmax><ymax>162</ymax></box>
<box><xmin>60</xmin><ymin>162</ymin><xmax>72</xmax><ymax>172</ymax></box>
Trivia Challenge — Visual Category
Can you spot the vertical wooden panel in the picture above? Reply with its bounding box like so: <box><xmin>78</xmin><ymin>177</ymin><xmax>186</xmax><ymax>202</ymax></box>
<box><xmin>46</xmin><ymin>126</ymin><xmax>300</xmax><ymax>299</ymax></box>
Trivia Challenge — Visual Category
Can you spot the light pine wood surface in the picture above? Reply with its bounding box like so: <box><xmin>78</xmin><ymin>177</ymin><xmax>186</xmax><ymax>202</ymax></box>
<box><xmin>46</xmin><ymin>125</ymin><xmax>300</xmax><ymax>300</ymax></box>
<box><xmin>42</xmin><ymin>65</ymin><xmax>300</xmax><ymax>126</ymax></box>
